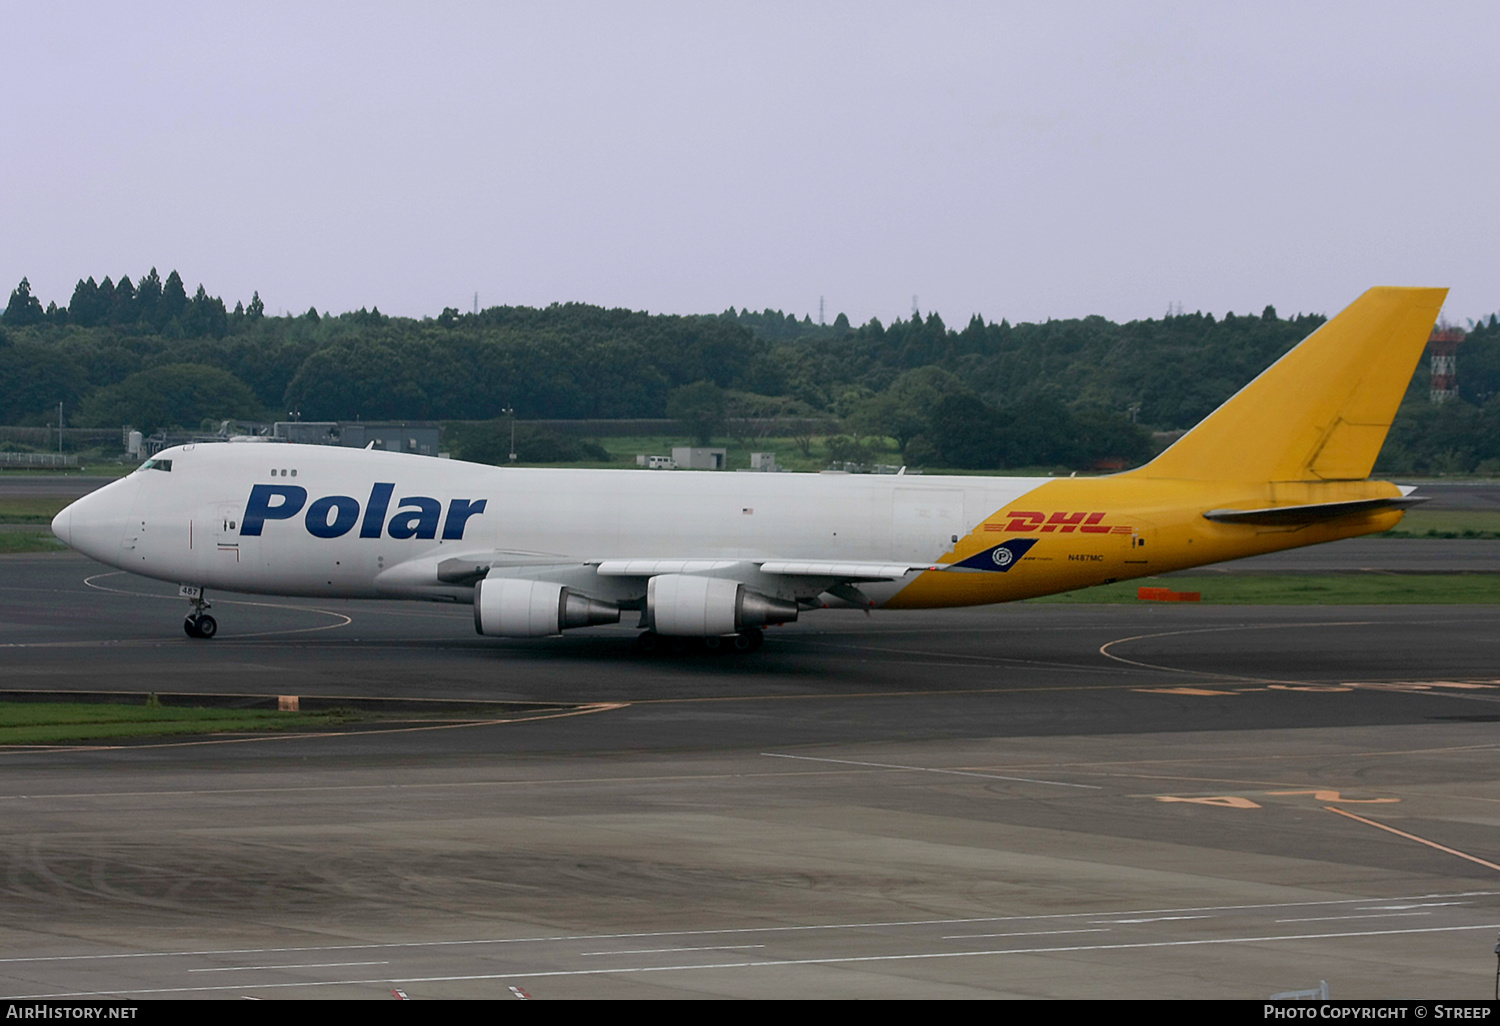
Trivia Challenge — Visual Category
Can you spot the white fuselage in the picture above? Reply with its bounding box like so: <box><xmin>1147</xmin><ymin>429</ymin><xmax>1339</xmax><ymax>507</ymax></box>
<box><xmin>53</xmin><ymin>443</ymin><xmax>1044</xmax><ymax>607</ymax></box>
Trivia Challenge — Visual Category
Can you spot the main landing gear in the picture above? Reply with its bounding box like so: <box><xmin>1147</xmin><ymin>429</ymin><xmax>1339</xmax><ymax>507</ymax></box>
<box><xmin>183</xmin><ymin>588</ymin><xmax>217</xmax><ymax>640</ymax></box>
<box><xmin>635</xmin><ymin>628</ymin><xmax>763</xmax><ymax>654</ymax></box>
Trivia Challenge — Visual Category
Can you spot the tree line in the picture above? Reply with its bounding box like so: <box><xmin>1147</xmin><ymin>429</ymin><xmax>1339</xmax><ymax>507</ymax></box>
<box><xmin>3</xmin><ymin>273</ymin><xmax>1498</xmax><ymax>473</ymax></box>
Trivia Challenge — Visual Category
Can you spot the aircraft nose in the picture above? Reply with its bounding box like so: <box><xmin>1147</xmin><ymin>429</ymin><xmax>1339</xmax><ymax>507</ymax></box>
<box><xmin>53</xmin><ymin>477</ymin><xmax>139</xmax><ymax>562</ymax></box>
<box><xmin>51</xmin><ymin>506</ymin><xmax>71</xmax><ymax>546</ymax></box>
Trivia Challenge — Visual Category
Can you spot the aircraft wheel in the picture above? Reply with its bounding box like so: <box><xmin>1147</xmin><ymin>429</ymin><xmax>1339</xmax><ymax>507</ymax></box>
<box><xmin>195</xmin><ymin>614</ymin><xmax>218</xmax><ymax>639</ymax></box>
<box><xmin>184</xmin><ymin>616</ymin><xmax>202</xmax><ymax>638</ymax></box>
<box><xmin>635</xmin><ymin>630</ymin><xmax>661</xmax><ymax>653</ymax></box>
<box><xmin>702</xmin><ymin>636</ymin><xmax>724</xmax><ymax>653</ymax></box>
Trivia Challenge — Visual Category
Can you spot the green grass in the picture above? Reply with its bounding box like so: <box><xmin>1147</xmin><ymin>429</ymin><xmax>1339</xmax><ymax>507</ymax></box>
<box><xmin>0</xmin><ymin>701</ymin><xmax>366</xmax><ymax>744</ymax></box>
<box><xmin>0</xmin><ymin>531</ymin><xmax>66</xmax><ymax>553</ymax></box>
<box><xmin>1032</xmin><ymin>573</ymin><xmax>1500</xmax><ymax>605</ymax></box>
<box><xmin>0</xmin><ymin>497</ymin><xmax>70</xmax><ymax>524</ymax></box>
<box><xmin>1382</xmin><ymin>509</ymin><xmax>1500</xmax><ymax>539</ymax></box>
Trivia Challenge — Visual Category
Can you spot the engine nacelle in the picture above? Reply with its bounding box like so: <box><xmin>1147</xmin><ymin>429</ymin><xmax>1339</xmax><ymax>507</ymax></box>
<box><xmin>645</xmin><ymin>574</ymin><xmax>799</xmax><ymax>636</ymax></box>
<box><xmin>473</xmin><ymin>577</ymin><xmax>620</xmax><ymax>637</ymax></box>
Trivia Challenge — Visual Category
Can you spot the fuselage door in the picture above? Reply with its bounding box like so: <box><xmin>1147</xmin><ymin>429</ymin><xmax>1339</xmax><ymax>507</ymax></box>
<box><xmin>199</xmin><ymin>502</ymin><xmax>243</xmax><ymax>566</ymax></box>
<box><xmin>1122</xmin><ymin>514</ymin><xmax>1159</xmax><ymax>570</ymax></box>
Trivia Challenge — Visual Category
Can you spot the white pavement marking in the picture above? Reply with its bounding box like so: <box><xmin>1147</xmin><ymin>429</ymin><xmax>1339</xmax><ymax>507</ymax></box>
<box><xmin>580</xmin><ymin>946</ymin><xmax>765</xmax><ymax>956</ymax></box>
<box><xmin>1098</xmin><ymin>621</ymin><xmax>1377</xmax><ymax>683</ymax></box>
<box><xmin>5</xmin><ymin>891</ymin><xmax>1495</xmax><ymax>967</ymax></box>
<box><xmin>189</xmin><ymin>961</ymin><xmax>390</xmax><ymax>972</ymax></box>
<box><xmin>761</xmin><ymin>752</ymin><xmax>1102</xmax><ymax>789</ymax></box>
<box><xmin>1275</xmin><ymin>913</ymin><xmax>1431</xmax><ymax>923</ymax></box>
<box><xmin>941</xmin><ymin>929</ymin><xmax>1110</xmax><ymax>940</ymax></box>
<box><xmin>20</xmin><ymin>923</ymin><xmax>1500</xmax><ymax>999</ymax></box>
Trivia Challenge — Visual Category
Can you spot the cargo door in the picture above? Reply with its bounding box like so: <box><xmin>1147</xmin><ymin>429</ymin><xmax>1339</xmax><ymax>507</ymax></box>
<box><xmin>891</xmin><ymin>487</ymin><xmax>966</xmax><ymax>562</ymax></box>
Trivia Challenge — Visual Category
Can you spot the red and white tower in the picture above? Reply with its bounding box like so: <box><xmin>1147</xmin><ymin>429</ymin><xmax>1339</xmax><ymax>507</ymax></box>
<box><xmin>1429</xmin><ymin>327</ymin><xmax>1464</xmax><ymax>403</ymax></box>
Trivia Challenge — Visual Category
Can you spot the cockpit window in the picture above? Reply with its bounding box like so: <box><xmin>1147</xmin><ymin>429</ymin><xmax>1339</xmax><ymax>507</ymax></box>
<box><xmin>139</xmin><ymin>458</ymin><xmax>173</xmax><ymax>472</ymax></box>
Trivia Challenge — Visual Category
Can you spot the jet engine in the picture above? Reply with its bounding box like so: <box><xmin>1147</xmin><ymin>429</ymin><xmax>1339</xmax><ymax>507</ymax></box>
<box><xmin>473</xmin><ymin>577</ymin><xmax>620</xmax><ymax>637</ymax></box>
<box><xmin>645</xmin><ymin>574</ymin><xmax>798</xmax><ymax>636</ymax></box>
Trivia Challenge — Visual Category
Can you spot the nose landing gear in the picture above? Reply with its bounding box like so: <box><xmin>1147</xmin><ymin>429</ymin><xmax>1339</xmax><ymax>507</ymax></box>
<box><xmin>184</xmin><ymin>614</ymin><xmax>217</xmax><ymax>639</ymax></box>
<box><xmin>181</xmin><ymin>585</ymin><xmax>217</xmax><ymax>639</ymax></box>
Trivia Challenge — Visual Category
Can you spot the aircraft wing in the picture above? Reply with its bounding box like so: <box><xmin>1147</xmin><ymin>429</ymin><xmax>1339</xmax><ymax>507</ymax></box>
<box><xmin>597</xmin><ymin>558</ymin><xmax>934</xmax><ymax>580</ymax></box>
<box><xmin>411</xmin><ymin>553</ymin><xmax>943</xmax><ymax>590</ymax></box>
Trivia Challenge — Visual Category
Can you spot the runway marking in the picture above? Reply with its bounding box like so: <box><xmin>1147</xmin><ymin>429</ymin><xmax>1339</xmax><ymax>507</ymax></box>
<box><xmin>81</xmin><ymin>571</ymin><xmax>353</xmax><ymax>638</ymax></box>
<box><xmin>761</xmin><ymin>752</ymin><xmax>1102</xmax><ymax>789</ymax></box>
<box><xmin>1009</xmin><ymin>739</ymin><xmax>1500</xmax><ymax>771</ymax></box>
<box><xmin>1136</xmin><ymin>687</ymin><xmax>1240</xmax><ymax>696</ymax></box>
<box><xmin>1323</xmin><ymin>805</ymin><xmax>1500</xmax><ymax>873</ymax></box>
<box><xmin>580</xmin><ymin>945</ymin><xmax>765</xmax><ymax>956</ymax></box>
<box><xmin>4</xmin><ymin>892</ymin><xmax>1493</xmax><ymax>967</ymax></box>
<box><xmin>1361</xmin><ymin>902</ymin><xmax>1472</xmax><ymax>910</ymax></box>
<box><xmin>1274</xmin><ymin>913</ymin><xmax>1431</xmax><ymax>923</ymax></box>
<box><xmin>0</xmin><ymin>703</ymin><xmax>627</xmax><ymax>755</ymax></box>
<box><xmin>1267</xmin><ymin>790</ymin><xmax>1399</xmax><ymax>804</ymax></box>
<box><xmin>1090</xmin><ymin>915</ymin><xmax>1212</xmax><ymax>924</ymax></box>
<box><xmin>795</xmin><ymin>638</ymin><xmax>1111</xmax><ymax>672</ymax></box>
<box><xmin>620</xmin><ymin>681</ymin><xmax>1221</xmax><ymax>706</ymax></box>
<box><xmin>1349</xmin><ymin>681</ymin><xmax>1500</xmax><ymax>693</ymax></box>
<box><xmin>22</xmin><ymin>924</ymin><xmax>1500</xmax><ymax>998</ymax></box>
<box><xmin>189</xmin><ymin>961</ymin><xmax>390</xmax><ymax>972</ymax></box>
<box><xmin>941</xmin><ymin>929</ymin><xmax>1109</xmax><ymax>939</ymax></box>
<box><xmin>1101</xmin><ymin>624</ymin><xmax>1500</xmax><ymax>706</ymax></box>
<box><xmin>1098</xmin><ymin>621</ymin><xmax>1378</xmax><ymax>683</ymax></box>
<box><xmin>1151</xmin><ymin>789</ymin><xmax>1404</xmax><ymax>810</ymax></box>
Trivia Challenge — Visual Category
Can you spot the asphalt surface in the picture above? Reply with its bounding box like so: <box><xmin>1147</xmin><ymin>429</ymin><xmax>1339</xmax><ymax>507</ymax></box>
<box><xmin>1</xmin><ymin>552</ymin><xmax>1499</xmax><ymax>1000</ymax></box>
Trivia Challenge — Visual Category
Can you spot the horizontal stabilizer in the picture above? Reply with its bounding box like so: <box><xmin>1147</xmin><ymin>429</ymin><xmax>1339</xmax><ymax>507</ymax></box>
<box><xmin>1202</xmin><ymin>496</ymin><xmax>1427</xmax><ymax>525</ymax></box>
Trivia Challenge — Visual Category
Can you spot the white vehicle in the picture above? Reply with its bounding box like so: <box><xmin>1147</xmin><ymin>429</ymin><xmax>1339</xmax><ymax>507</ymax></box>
<box><xmin>52</xmin><ymin>288</ymin><xmax>1444</xmax><ymax>652</ymax></box>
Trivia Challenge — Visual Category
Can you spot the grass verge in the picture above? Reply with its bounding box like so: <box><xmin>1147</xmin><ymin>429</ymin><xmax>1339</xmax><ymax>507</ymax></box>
<box><xmin>0</xmin><ymin>531</ymin><xmax>66</xmax><ymax>553</ymax></box>
<box><xmin>0</xmin><ymin>497</ymin><xmax>70</xmax><ymax>523</ymax></box>
<box><xmin>1382</xmin><ymin>509</ymin><xmax>1500</xmax><ymax>539</ymax></box>
<box><xmin>0</xmin><ymin>701</ymin><xmax>369</xmax><ymax>744</ymax></box>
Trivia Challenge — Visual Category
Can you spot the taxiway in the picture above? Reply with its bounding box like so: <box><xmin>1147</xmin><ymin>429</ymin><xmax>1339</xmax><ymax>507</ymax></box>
<box><xmin>0</xmin><ymin>552</ymin><xmax>1498</xmax><ymax>999</ymax></box>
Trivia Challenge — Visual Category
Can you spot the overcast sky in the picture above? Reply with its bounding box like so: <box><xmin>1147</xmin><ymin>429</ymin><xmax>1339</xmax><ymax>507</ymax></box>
<box><xmin>3</xmin><ymin>2</ymin><xmax>1495</xmax><ymax>327</ymax></box>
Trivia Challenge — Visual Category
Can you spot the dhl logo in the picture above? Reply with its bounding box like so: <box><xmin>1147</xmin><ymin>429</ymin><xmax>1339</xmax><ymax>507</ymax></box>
<box><xmin>984</xmin><ymin>511</ymin><xmax>1133</xmax><ymax>535</ymax></box>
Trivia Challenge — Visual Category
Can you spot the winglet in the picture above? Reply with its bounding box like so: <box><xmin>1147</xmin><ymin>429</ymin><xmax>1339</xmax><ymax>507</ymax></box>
<box><xmin>1129</xmin><ymin>287</ymin><xmax>1447</xmax><ymax>482</ymax></box>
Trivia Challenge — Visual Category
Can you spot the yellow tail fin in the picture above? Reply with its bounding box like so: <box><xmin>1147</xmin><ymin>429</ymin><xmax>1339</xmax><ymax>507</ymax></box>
<box><xmin>1133</xmin><ymin>287</ymin><xmax>1447</xmax><ymax>482</ymax></box>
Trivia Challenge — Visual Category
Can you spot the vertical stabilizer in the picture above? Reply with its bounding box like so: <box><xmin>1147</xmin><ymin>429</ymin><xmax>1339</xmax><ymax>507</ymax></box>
<box><xmin>1133</xmin><ymin>287</ymin><xmax>1447</xmax><ymax>482</ymax></box>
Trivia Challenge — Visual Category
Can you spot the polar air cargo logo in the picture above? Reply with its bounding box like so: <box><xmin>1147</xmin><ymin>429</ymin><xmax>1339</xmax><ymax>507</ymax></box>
<box><xmin>984</xmin><ymin>511</ymin><xmax>1132</xmax><ymax>534</ymax></box>
<box><xmin>951</xmin><ymin>538</ymin><xmax>1038</xmax><ymax>572</ymax></box>
<box><xmin>241</xmin><ymin>483</ymin><xmax>487</xmax><ymax>541</ymax></box>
